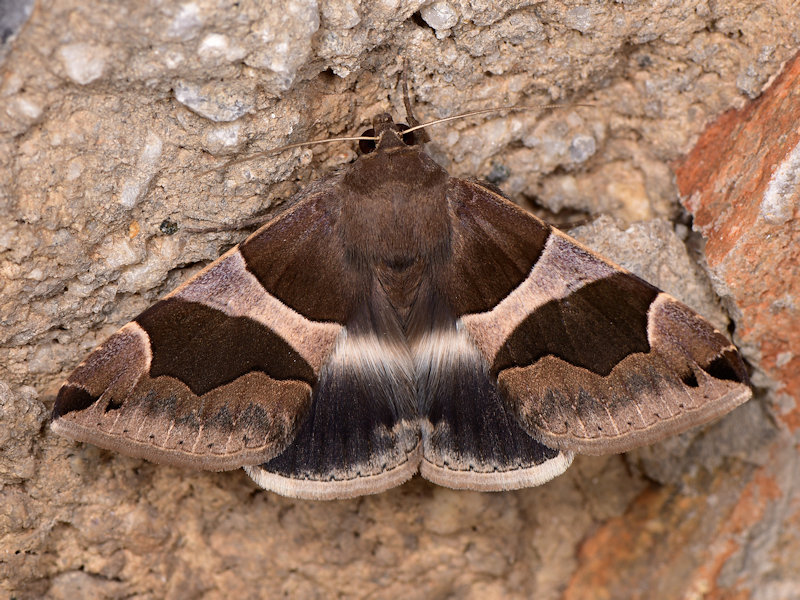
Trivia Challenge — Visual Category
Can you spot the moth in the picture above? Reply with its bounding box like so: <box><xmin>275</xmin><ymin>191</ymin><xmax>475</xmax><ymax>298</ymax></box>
<box><xmin>52</xmin><ymin>110</ymin><xmax>751</xmax><ymax>500</ymax></box>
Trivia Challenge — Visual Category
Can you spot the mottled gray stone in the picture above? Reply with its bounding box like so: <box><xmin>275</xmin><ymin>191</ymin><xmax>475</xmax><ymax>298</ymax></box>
<box><xmin>0</xmin><ymin>0</ymin><xmax>33</xmax><ymax>56</ymax></box>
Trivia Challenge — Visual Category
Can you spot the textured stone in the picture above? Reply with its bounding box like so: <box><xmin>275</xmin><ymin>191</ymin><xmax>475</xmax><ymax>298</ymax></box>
<box><xmin>174</xmin><ymin>79</ymin><xmax>256</xmax><ymax>122</ymax></box>
<box><xmin>570</xmin><ymin>216</ymin><xmax>730</xmax><ymax>332</ymax></box>
<box><xmin>1</xmin><ymin>1</ymin><xmax>798</xmax><ymax>598</ymax></box>
<box><xmin>420</xmin><ymin>1</ymin><xmax>459</xmax><ymax>38</ymax></box>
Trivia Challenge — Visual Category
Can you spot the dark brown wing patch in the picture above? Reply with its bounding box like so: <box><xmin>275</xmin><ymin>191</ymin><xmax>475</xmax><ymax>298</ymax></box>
<box><xmin>136</xmin><ymin>298</ymin><xmax>314</xmax><ymax>395</ymax></box>
<box><xmin>492</xmin><ymin>273</ymin><xmax>658</xmax><ymax>377</ymax></box>
<box><xmin>441</xmin><ymin>179</ymin><xmax>551</xmax><ymax>316</ymax></box>
<box><xmin>239</xmin><ymin>187</ymin><xmax>365</xmax><ymax>323</ymax></box>
<box><xmin>52</xmin><ymin>200</ymin><xmax>350</xmax><ymax>471</ymax></box>
<box><xmin>498</xmin><ymin>318</ymin><xmax>751</xmax><ymax>456</ymax></box>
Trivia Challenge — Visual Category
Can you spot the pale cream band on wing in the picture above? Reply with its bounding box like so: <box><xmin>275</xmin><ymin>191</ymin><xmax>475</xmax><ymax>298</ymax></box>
<box><xmin>462</xmin><ymin>230</ymin><xmax>619</xmax><ymax>364</ymax></box>
<box><xmin>243</xmin><ymin>440</ymin><xmax>422</xmax><ymax>501</ymax></box>
<box><xmin>172</xmin><ymin>249</ymin><xmax>341</xmax><ymax>374</ymax></box>
<box><xmin>330</xmin><ymin>324</ymin><xmax>489</xmax><ymax>406</ymax></box>
<box><xmin>419</xmin><ymin>449</ymin><xmax>574</xmax><ymax>491</ymax></box>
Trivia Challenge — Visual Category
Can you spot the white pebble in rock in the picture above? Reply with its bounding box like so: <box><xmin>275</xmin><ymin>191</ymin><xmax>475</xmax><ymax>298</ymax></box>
<box><xmin>569</xmin><ymin>134</ymin><xmax>596</xmax><ymax>163</ymax></box>
<box><xmin>321</xmin><ymin>0</ymin><xmax>361</xmax><ymax>29</ymax></box>
<box><xmin>760</xmin><ymin>141</ymin><xmax>800</xmax><ymax>225</ymax></box>
<box><xmin>57</xmin><ymin>43</ymin><xmax>110</xmax><ymax>85</ymax></box>
<box><xmin>119</xmin><ymin>133</ymin><xmax>163</xmax><ymax>209</ymax></box>
<box><xmin>245</xmin><ymin>3</ymin><xmax>320</xmax><ymax>93</ymax></box>
<box><xmin>167</xmin><ymin>2</ymin><xmax>203</xmax><ymax>40</ymax></box>
<box><xmin>205</xmin><ymin>123</ymin><xmax>242</xmax><ymax>153</ymax></box>
<box><xmin>9</xmin><ymin>96</ymin><xmax>42</xmax><ymax>122</ymax></box>
<box><xmin>174</xmin><ymin>80</ymin><xmax>255</xmax><ymax>122</ymax></box>
<box><xmin>98</xmin><ymin>234</ymin><xmax>143</xmax><ymax>270</ymax></box>
<box><xmin>420</xmin><ymin>1</ymin><xmax>458</xmax><ymax>36</ymax></box>
<box><xmin>197</xmin><ymin>33</ymin><xmax>246</xmax><ymax>63</ymax></box>
<box><xmin>564</xmin><ymin>6</ymin><xmax>595</xmax><ymax>33</ymax></box>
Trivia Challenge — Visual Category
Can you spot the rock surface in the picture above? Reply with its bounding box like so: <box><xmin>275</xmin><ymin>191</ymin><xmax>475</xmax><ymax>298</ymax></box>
<box><xmin>1</xmin><ymin>1</ymin><xmax>798</xmax><ymax>598</ymax></box>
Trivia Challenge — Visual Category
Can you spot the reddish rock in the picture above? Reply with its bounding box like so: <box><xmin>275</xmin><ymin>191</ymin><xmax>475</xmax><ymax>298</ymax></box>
<box><xmin>675</xmin><ymin>52</ymin><xmax>800</xmax><ymax>428</ymax></box>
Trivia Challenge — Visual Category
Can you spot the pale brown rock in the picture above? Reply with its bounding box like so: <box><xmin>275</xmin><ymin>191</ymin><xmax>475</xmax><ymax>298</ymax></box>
<box><xmin>1</xmin><ymin>1</ymin><xmax>798</xmax><ymax>599</ymax></box>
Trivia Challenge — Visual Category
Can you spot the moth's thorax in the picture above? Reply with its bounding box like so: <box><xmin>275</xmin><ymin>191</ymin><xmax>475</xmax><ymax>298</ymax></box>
<box><xmin>372</xmin><ymin>113</ymin><xmax>409</xmax><ymax>151</ymax></box>
<box><xmin>339</xmin><ymin>144</ymin><xmax>451</xmax><ymax>267</ymax></box>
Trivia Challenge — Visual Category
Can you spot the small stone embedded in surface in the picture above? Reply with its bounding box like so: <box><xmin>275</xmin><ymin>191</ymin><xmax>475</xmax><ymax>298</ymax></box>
<box><xmin>205</xmin><ymin>123</ymin><xmax>242</xmax><ymax>153</ymax></box>
<box><xmin>760</xmin><ymin>141</ymin><xmax>800</xmax><ymax>225</ymax></box>
<box><xmin>0</xmin><ymin>0</ymin><xmax>34</xmax><ymax>49</ymax></box>
<box><xmin>174</xmin><ymin>80</ymin><xmax>255</xmax><ymax>122</ymax></box>
<box><xmin>564</xmin><ymin>6</ymin><xmax>596</xmax><ymax>33</ymax></box>
<box><xmin>321</xmin><ymin>0</ymin><xmax>361</xmax><ymax>29</ymax></box>
<box><xmin>120</xmin><ymin>133</ymin><xmax>164</xmax><ymax>209</ymax></box>
<box><xmin>420</xmin><ymin>1</ymin><xmax>458</xmax><ymax>34</ymax></box>
<box><xmin>57</xmin><ymin>42</ymin><xmax>110</xmax><ymax>84</ymax></box>
<box><xmin>244</xmin><ymin>2</ymin><xmax>320</xmax><ymax>92</ymax></box>
<box><xmin>569</xmin><ymin>134</ymin><xmax>597</xmax><ymax>163</ymax></box>
<box><xmin>160</xmin><ymin>219</ymin><xmax>178</xmax><ymax>235</ymax></box>
<box><xmin>197</xmin><ymin>33</ymin><xmax>246</xmax><ymax>64</ymax></box>
<box><xmin>487</xmin><ymin>163</ymin><xmax>510</xmax><ymax>184</ymax></box>
<box><xmin>167</xmin><ymin>3</ymin><xmax>203</xmax><ymax>40</ymax></box>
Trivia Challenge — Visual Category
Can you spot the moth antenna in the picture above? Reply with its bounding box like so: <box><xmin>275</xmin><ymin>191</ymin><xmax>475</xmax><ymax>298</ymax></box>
<box><xmin>400</xmin><ymin>60</ymin><xmax>430</xmax><ymax>143</ymax></box>
<box><xmin>203</xmin><ymin>135</ymin><xmax>379</xmax><ymax>175</ymax></box>
<box><xmin>402</xmin><ymin>103</ymin><xmax>594</xmax><ymax>136</ymax></box>
<box><xmin>203</xmin><ymin>102</ymin><xmax>592</xmax><ymax>175</ymax></box>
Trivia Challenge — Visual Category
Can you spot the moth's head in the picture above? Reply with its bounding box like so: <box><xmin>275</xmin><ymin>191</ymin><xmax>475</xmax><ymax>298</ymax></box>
<box><xmin>358</xmin><ymin>113</ymin><xmax>419</xmax><ymax>154</ymax></box>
